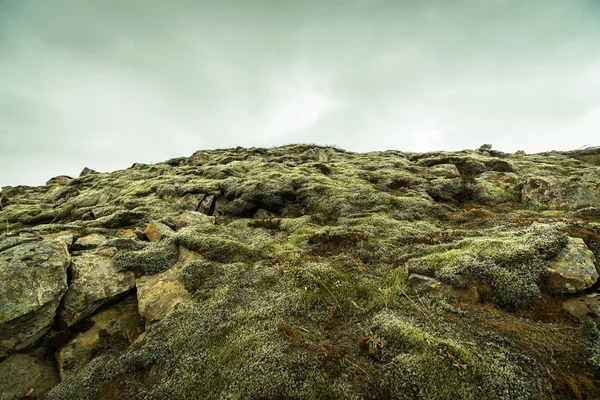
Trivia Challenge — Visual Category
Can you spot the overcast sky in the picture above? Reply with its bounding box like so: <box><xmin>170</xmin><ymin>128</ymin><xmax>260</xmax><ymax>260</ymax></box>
<box><xmin>1</xmin><ymin>0</ymin><xmax>599</xmax><ymax>187</ymax></box>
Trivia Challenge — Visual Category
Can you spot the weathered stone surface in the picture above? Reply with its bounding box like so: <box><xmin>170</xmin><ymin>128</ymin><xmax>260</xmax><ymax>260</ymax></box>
<box><xmin>56</xmin><ymin>296</ymin><xmax>143</xmax><ymax>380</ymax></box>
<box><xmin>408</xmin><ymin>273</ymin><xmax>481</xmax><ymax>303</ymax></box>
<box><xmin>72</xmin><ymin>234</ymin><xmax>105</xmax><ymax>251</ymax></box>
<box><xmin>522</xmin><ymin>174</ymin><xmax>600</xmax><ymax>210</ymax></box>
<box><xmin>59</xmin><ymin>248</ymin><xmax>135</xmax><ymax>327</ymax></box>
<box><xmin>144</xmin><ymin>220</ymin><xmax>175</xmax><ymax>242</ymax></box>
<box><xmin>136</xmin><ymin>247</ymin><xmax>200</xmax><ymax>326</ymax></box>
<box><xmin>40</xmin><ymin>231</ymin><xmax>74</xmax><ymax>247</ymax></box>
<box><xmin>0</xmin><ymin>354</ymin><xmax>60</xmax><ymax>399</ymax></box>
<box><xmin>547</xmin><ymin>237</ymin><xmax>598</xmax><ymax>294</ymax></box>
<box><xmin>562</xmin><ymin>293</ymin><xmax>600</xmax><ymax>319</ymax></box>
<box><xmin>173</xmin><ymin>211</ymin><xmax>214</xmax><ymax>231</ymax></box>
<box><xmin>0</xmin><ymin>240</ymin><xmax>70</xmax><ymax>357</ymax></box>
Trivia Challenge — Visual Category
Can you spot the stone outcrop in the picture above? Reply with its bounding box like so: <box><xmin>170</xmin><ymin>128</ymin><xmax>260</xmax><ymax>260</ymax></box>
<box><xmin>547</xmin><ymin>237</ymin><xmax>598</xmax><ymax>294</ymax></box>
<box><xmin>59</xmin><ymin>247</ymin><xmax>135</xmax><ymax>327</ymax></box>
<box><xmin>0</xmin><ymin>354</ymin><xmax>60</xmax><ymax>399</ymax></box>
<box><xmin>0</xmin><ymin>239</ymin><xmax>70</xmax><ymax>357</ymax></box>
<box><xmin>135</xmin><ymin>247</ymin><xmax>200</xmax><ymax>326</ymax></box>
<box><xmin>522</xmin><ymin>174</ymin><xmax>600</xmax><ymax>210</ymax></box>
<box><xmin>56</xmin><ymin>296</ymin><xmax>143</xmax><ymax>380</ymax></box>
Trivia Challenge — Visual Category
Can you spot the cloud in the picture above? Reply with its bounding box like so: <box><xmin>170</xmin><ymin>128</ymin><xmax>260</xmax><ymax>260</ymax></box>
<box><xmin>1</xmin><ymin>0</ymin><xmax>599</xmax><ymax>186</ymax></box>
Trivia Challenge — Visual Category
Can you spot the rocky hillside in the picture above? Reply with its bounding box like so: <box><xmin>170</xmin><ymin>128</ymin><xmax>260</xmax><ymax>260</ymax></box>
<box><xmin>1</xmin><ymin>144</ymin><xmax>600</xmax><ymax>399</ymax></box>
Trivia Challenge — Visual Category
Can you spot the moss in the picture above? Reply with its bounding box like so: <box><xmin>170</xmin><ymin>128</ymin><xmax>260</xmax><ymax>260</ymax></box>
<box><xmin>375</xmin><ymin>312</ymin><xmax>540</xmax><ymax>400</ymax></box>
<box><xmin>582</xmin><ymin>320</ymin><xmax>600</xmax><ymax>371</ymax></box>
<box><xmin>113</xmin><ymin>238</ymin><xmax>179</xmax><ymax>275</ymax></box>
<box><xmin>174</xmin><ymin>229</ymin><xmax>260</xmax><ymax>263</ymax></box>
<box><xmin>407</xmin><ymin>226</ymin><xmax>567</xmax><ymax>307</ymax></box>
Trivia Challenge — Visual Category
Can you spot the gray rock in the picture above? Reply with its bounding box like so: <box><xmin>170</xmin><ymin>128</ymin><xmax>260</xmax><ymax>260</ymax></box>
<box><xmin>0</xmin><ymin>240</ymin><xmax>70</xmax><ymax>357</ymax></box>
<box><xmin>0</xmin><ymin>354</ymin><xmax>60</xmax><ymax>399</ymax></box>
<box><xmin>59</xmin><ymin>247</ymin><xmax>135</xmax><ymax>327</ymax></box>
<box><xmin>522</xmin><ymin>174</ymin><xmax>600</xmax><ymax>210</ymax></box>
<box><xmin>547</xmin><ymin>237</ymin><xmax>598</xmax><ymax>294</ymax></box>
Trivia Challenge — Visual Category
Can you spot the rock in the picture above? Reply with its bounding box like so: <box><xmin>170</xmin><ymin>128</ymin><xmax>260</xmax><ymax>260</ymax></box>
<box><xmin>59</xmin><ymin>248</ymin><xmax>136</xmax><ymax>327</ymax></box>
<box><xmin>190</xmin><ymin>151</ymin><xmax>210</xmax><ymax>165</ymax></box>
<box><xmin>0</xmin><ymin>240</ymin><xmax>70</xmax><ymax>357</ymax></box>
<box><xmin>0</xmin><ymin>354</ymin><xmax>60</xmax><ymax>399</ymax></box>
<box><xmin>547</xmin><ymin>237</ymin><xmax>598</xmax><ymax>294</ymax></box>
<box><xmin>46</xmin><ymin>175</ymin><xmax>72</xmax><ymax>186</ymax></box>
<box><xmin>79</xmin><ymin>167</ymin><xmax>98</xmax><ymax>176</ymax></box>
<box><xmin>562</xmin><ymin>293</ymin><xmax>600</xmax><ymax>319</ymax></box>
<box><xmin>92</xmin><ymin>205</ymin><xmax>124</xmax><ymax>218</ymax></box>
<box><xmin>408</xmin><ymin>274</ymin><xmax>481</xmax><ymax>303</ymax></box>
<box><xmin>144</xmin><ymin>220</ymin><xmax>175</xmax><ymax>242</ymax></box>
<box><xmin>522</xmin><ymin>175</ymin><xmax>600</xmax><ymax>210</ymax></box>
<box><xmin>479</xmin><ymin>144</ymin><xmax>492</xmax><ymax>151</ymax></box>
<box><xmin>72</xmin><ymin>234</ymin><xmax>105</xmax><ymax>251</ymax></box>
<box><xmin>177</xmin><ymin>193</ymin><xmax>207</xmax><ymax>212</ymax></box>
<box><xmin>56</xmin><ymin>296</ymin><xmax>143</xmax><ymax>380</ymax></box>
<box><xmin>135</xmin><ymin>248</ymin><xmax>201</xmax><ymax>326</ymax></box>
<box><xmin>120</xmin><ymin>228</ymin><xmax>138</xmax><ymax>239</ymax></box>
<box><xmin>40</xmin><ymin>231</ymin><xmax>74</xmax><ymax>247</ymax></box>
<box><xmin>173</xmin><ymin>211</ymin><xmax>214</xmax><ymax>230</ymax></box>
<box><xmin>196</xmin><ymin>194</ymin><xmax>216</xmax><ymax>215</ymax></box>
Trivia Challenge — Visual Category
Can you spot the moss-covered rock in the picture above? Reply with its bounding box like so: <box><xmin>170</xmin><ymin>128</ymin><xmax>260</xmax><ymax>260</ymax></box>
<box><xmin>407</xmin><ymin>226</ymin><xmax>567</xmax><ymax>307</ymax></box>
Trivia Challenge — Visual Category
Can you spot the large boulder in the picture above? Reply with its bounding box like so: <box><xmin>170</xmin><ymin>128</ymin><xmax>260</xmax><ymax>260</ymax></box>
<box><xmin>522</xmin><ymin>174</ymin><xmax>600</xmax><ymax>210</ymax></box>
<box><xmin>0</xmin><ymin>240</ymin><xmax>70</xmax><ymax>357</ymax></box>
<box><xmin>0</xmin><ymin>354</ymin><xmax>60</xmax><ymax>399</ymax></box>
<box><xmin>547</xmin><ymin>237</ymin><xmax>598</xmax><ymax>293</ymax></box>
<box><xmin>59</xmin><ymin>247</ymin><xmax>136</xmax><ymax>327</ymax></box>
<box><xmin>56</xmin><ymin>296</ymin><xmax>143</xmax><ymax>380</ymax></box>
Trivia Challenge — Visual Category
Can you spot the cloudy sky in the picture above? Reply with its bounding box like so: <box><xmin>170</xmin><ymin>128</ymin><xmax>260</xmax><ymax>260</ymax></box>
<box><xmin>1</xmin><ymin>0</ymin><xmax>599</xmax><ymax>187</ymax></box>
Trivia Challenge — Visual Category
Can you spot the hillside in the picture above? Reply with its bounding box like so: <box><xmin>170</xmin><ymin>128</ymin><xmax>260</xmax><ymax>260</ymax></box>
<box><xmin>1</xmin><ymin>144</ymin><xmax>600</xmax><ymax>399</ymax></box>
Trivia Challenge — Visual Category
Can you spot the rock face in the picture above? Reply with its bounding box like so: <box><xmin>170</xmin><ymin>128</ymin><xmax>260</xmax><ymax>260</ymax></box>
<box><xmin>71</xmin><ymin>234</ymin><xmax>105</xmax><ymax>251</ymax></box>
<box><xmin>59</xmin><ymin>247</ymin><xmax>136</xmax><ymax>327</ymax></box>
<box><xmin>522</xmin><ymin>174</ymin><xmax>600</xmax><ymax>210</ymax></box>
<box><xmin>136</xmin><ymin>248</ymin><xmax>200</xmax><ymax>326</ymax></box>
<box><xmin>547</xmin><ymin>237</ymin><xmax>598</xmax><ymax>294</ymax></box>
<box><xmin>56</xmin><ymin>296</ymin><xmax>143</xmax><ymax>380</ymax></box>
<box><xmin>0</xmin><ymin>240</ymin><xmax>70</xmax><ymax>357</ymax></box>
<box><xmin>0</xmin><ymin>354</ymin><xmax>60</xmax><ymax>399</ymax></box>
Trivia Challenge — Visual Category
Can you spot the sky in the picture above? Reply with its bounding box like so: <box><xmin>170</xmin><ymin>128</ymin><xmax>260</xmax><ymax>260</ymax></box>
<box><xmin>1</xmin><ymin>0</ymin><xmax>599</xmax><ymax>187</ymax></box>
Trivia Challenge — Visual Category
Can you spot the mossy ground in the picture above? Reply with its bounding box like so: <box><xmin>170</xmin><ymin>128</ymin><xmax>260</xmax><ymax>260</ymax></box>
<box><xmin>2</xmin><ymin>144</ymin><xmax>600</xmax><ymax>399</ymax></box>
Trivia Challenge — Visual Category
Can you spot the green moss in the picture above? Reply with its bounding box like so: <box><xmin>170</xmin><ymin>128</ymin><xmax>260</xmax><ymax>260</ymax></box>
<box><xmin>583</xmin><ymin>320</ymin><xmax>600</xmax><ymax>371</ymax></box>
<box><xmin>375</xmin><ymin>312</ymin><xmax>540</xmax><ymax>400</ymax></box>
<box><xmin>174</xmin><ymin>229</ymin><xmax>260</xmax><ymax>263</ymax></box>
<box><xmin>113</xmin><ymin>238</ymin><xmax>179</xmax><ymax>275</ymax></box>
<box><xmin>407</xmin><ymin>226</ymin><xmax>567</xmax><ymax>307</ymax></box>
